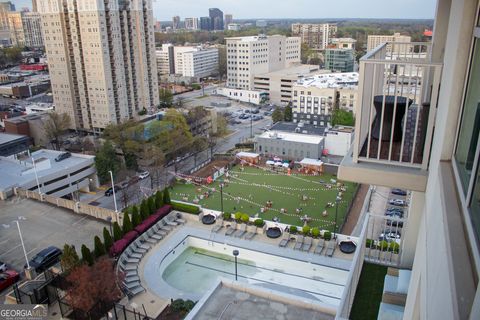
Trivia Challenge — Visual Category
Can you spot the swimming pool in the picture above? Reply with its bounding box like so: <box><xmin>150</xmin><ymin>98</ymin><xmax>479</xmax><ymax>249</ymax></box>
<box><xmin>143</xmin><ymin>236</ymin><xmax>349</xmax><ymax>307</ymax></box>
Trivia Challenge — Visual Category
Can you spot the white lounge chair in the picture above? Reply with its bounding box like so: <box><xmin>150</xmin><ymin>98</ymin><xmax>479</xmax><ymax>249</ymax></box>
<box><xmin>225</xmin><ymin>222</ymin><xmax>237</xmax><ymax>236</ymax></box>
<box><xmin>234</xmin><ymin>224</ymin><xmax>247</xmax><ymax>238</ymax></box>
<box><xmin>124</xmin><ymin>275</ymin><xmax>140</xmax><ymax>283</ymax></box>
<box><xmin>325</xmin><ymin>240</ymin><xmax>336</xmax><ymax>257</ymax></box>
<box><xmin>245</xmin><ymin>226</ymin><xmax>257</xmax><ymax>240</ymax></box>
<box><xmin>146</xmin><ymin>229</ymin><xmax>162</xmax><ymax>241</ymax></box>
<box><xmin>314</xmin><ymin>239</ymin><xmax>325</xmax><ymax>254</ymax></box>
<box><xmin>294</xmin><ymin>235</ymin><xmax>304</xmax><ymax>250</ymax></box>
<box><xmin>165</xmin><ymin>215</ymin><xmax>178</xmax><ymax>226</ymax></box>
<box><xmin>302</xmin><ymin>237</ymin><xmax>312</xmax><ymax>252</ymax></box>
<box><xmin>212</xmin><ymin>220</ymin><xmax>224</xmax><ymax>233</ymax></box>
<box><xmin>279</xmin><ymin>233</ymin><xmax>290</xmax><ymax>247</ymax></box>
<box><xmin>125</xmin><ymin>247</ymin><xmax>142</xmax><ymax>259</ymax></box>
<box><xmin>129</xmin><ymin>285</ymin><xmax>145</xmax><ymax>297</ymax></box>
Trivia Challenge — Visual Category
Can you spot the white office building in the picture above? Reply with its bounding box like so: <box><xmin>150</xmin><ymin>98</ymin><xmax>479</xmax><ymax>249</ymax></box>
<box><xmin>184</xmin><ymin>17</ymin><xmax>198</xmax><ymax>30</ymax></box>
<box><xmin>367</xmin><ymin>32</ymin><xmax>412</xmax><ymax>53</ymax></box>
<box><xmin>156</xmin><ymin>44</ymin><xmax>219</xmax><ymax>78</ymax></box>
<box><xmin>291</xmin><ymin>23</ymin><xmax>337</xmax><ymax>51</ymax></box>
<box><xmin>226</xmin><ymin>35</ymin><xmax>301</xmax><ymax>90</ymax></box>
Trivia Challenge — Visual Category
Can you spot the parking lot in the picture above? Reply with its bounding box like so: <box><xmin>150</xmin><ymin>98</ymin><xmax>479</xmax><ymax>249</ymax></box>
<box><xmin>0</xmin><ymin>197</ymin><xmax>108</xmax><ymax>274</ymax></box>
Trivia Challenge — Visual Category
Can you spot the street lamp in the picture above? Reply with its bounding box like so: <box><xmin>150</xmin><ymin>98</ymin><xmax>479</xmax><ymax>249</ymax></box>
<box><xmin>233</xmin><ymin>250</ymin><xmax>239</xmax><ymax>280</ymax></box>
<box><xmin>220</xmin><ymin>180</ymin><xmax>224</xmax><ymax>214</ymax></box>
<box><xmin>109</xmin><ymin>170</ymin><xmax>118</xmax><ymax>214</ymax></box>
<box><xmin>334</xmin><ymin>194</ymin><xmax>341</xmax><ymax>239</ymax></box>
<box><xmin>31</xmin><ymin>157</ymin><xmax>42</xmax><ymax>194</ymax></box>
<box><xmin>14</xmin><ymin>221</ymin><xmax>29</xmax><ymax>269</ymax></box>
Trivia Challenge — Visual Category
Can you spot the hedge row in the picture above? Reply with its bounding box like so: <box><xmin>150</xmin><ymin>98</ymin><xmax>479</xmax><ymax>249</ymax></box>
<box><xmin>171</xmin><ymin>201</ymin><xmax>201</xmax><ymax>214</ymax></box>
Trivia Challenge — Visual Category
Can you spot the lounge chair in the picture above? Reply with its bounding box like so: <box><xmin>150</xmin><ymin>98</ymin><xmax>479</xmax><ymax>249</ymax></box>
<box><xmin>225</xmin><ymin>222</ymin><xmax>237</xmax><ymax>236</ymax></box>
<box><xmin>325</xmin><ymin>240</ymin><xmax>336</xmax><ymax>257</ymax></box>
<box><xmin>134</xmin><ymin>239</ymin><xmax>150</xmax><ymax>251</ymax></box>
<box><xmin>139</xmin><ymin>234</ymin><xmax>155</xmax><ymax>246</ymax></box>
<box><xmin>175</xmin><ymin>212</ymin><xmax>186</xmax><ymax>224</ymax></box>
<box><xmin>118</xmin><ymin>260</ymin><xmax>137</xmax><ymax>272</ymax></box>
<box><xmin>234</xmin><ymin>224</ymin><xmax>247</xmax><ymax>238</ymax></box>
<box><xmin>124</xmin><ymin>275</ymin><xmax>140</xmax><ymax>283</ymax></box>
<box><xmin>124</xmin><ymin>281</ymin><xmax>142</xmax><ymax>290</ymax></box>
<box><xmin>153</xmin><ymin>224</ymin><xmax>168</xmax><ymax>236</ymax></box>
<box><xmin>294</xmin><ymin>235</ymin><xmax>304</xmax><ymax>250</ymax></box>
<box><xmin>314</xmin><ymin>239</ymin><xmax>325</xmax><ymax>254</ymax></box>
<box><xmin>160</xmin><ymin>221</ymin><xmax>173</xmax><ymax>232</ymax></box>
<box><xmin>146</xmin><ymin>229</ymin><xmax>162</xmax><ymax>241</ymax></box>
<box><xmin>165</xmin><ymin>215</ymin><xmax>178</xmax><ymax>226</ymax></box>
<box><xmin>125</xmin><ymin>270</ymin><xmax>138</xmax><ymax>278</ymax></box>
<box><xmin>129</xmin><ymin>285</ymin><xmax>145</xmax><ymax>297</ymax></box>
<box><xmin>122</xmin><ymin>256</ymin><xmax>140</xmax><ymax>264</ymax></box>
<box><xmin>279</xmin><ymin>233</ymin><xmax>290</xmax><ymax>247</ymax></box>
<box><xmin>245</xmin><ymin>226</ymin><xmax>257</xmax><ymax>240</ymax></box>
<box><xmin>302</xmin><ymin>237</ymin><xmax>312</xmax><ymax>252</ymax></box>
<box><xmin>212</xmin><ymin>220</ymin><xmax>224</xmax><ymax>233</ymax></box>
<box><xmin>125</xmin><ymin>247</ymin><xmax>142</xmax><ymax>259</ymax></box>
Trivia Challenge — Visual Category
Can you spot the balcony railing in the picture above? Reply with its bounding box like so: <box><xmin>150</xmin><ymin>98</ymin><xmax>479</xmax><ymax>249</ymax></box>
<box><xmin>353</xmin><ymin>42</ymin><xmax>442</xmax><ymax>170</ymax></box>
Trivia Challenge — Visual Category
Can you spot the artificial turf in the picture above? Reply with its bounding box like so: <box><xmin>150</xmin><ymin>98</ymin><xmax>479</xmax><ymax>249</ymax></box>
<box><xmin>349</xmin><ymin>263</ymin><xmax>388</xmax><ymax>320</ymax></box>
<box><xmin>170</xmin><ymin>165</ymin><xmax>357</xmax><ymax>230</ymax></box>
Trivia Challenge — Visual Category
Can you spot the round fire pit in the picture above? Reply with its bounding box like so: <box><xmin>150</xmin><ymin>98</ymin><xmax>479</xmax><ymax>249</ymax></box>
<box><xmin>202</xmin><ymin>214</ymin><xmax>216</xmax><ymax>225</ymax></box>
<box><xmin>339</xmin><ymin>241</ymin><xmax>357</xmax><ymax>254</ymax></box>
<box><xmin>266</xmin><ymin>227</ymin><xmax>282</xmax><ymax>239</ymax></box>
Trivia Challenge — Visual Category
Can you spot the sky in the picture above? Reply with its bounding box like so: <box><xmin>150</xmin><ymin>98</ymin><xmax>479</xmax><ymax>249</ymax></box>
<box><xmin>14</xmin><ymin>0</ymin><xmax>437</xmax><ymax>20</ymax></box>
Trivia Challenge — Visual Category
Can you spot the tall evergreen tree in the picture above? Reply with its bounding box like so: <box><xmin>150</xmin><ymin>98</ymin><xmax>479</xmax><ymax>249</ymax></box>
<box><xmin>93</xmin><ymin>236</ymin><xmax>105</xmax><ymax>258</ymax></box>
<box><xmin>148</xmin><ymin>197</ymin><xmax>156</xmax><ymax>215</ymax></box>
<box><xmin>113</xmin><ymin>222</ymin><xmax>123</xmax><ymax>241</ymax></box>
<box><xmin>122</xmin><ymin>213</ymin><xmax>133</xmax><ymax>234</ymax></box>
<box><xmin>140</xmin><ymin>199</ymin><xmax>149</xmax><ymax>220</ymax></box>
<box><xmin>155</xmin><ymin>190</ymin><xmax>164</xmax><ymax>209</ymax></box>
<box><xmin>163</xmin><ymin>188</ymin><xmax>171</xmax><ymax>205</ymax></box>
<box><xmin>60</xmin><ymin>244</ymin><xmax>80</xmax><ymax>272</ymax></box>
<box><xmin>81</xmin><ymin>245</ymin><xmax>94</xmax><ymax>266</ymax></box>
<box><xmin>132</xmin><ymin>210</ymin><xmax>142</xmax><ymax>227</ymax></box>
<box><xmin>102</xmin><ymin>227</ymin><xmax>113</xmax><ymax>251</ymax></box>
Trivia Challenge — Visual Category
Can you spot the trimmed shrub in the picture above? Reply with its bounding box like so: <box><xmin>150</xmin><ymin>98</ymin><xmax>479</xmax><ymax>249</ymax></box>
<box><xmin>93</xmin><ymin>236</ymin><xmax>105</xmax><ymax>258</ymax></box>
<box><xmin>323</xmin><ymin>231</ymin><xmax>332</xmax><ymax>241</ymax></box>
<box><xmin>132</xmin><ymin>210</ymin><xmax>142</xmax><ymax>227</ymax></box>
<box><xmin>365</xmin><ymin>238</ymin><xmax>375</xmax><ymax>248</ymax></box>
<box><xmin>302</xmin><ymin>225</ymin><xmax>311</xmax><ymax>235</ymax></box>
<box><xmin>234</xmin><ymin>212</ymin><xmax>243</xmax><ymax>221</ymax></box>
<box><xmin>113</xmin><ymin>222</ymin><xmax>123</xmax><ymax>241</ymax></box>
<box><xmin>311</xmin><ymin>227</ymin><xmax>320</xmax><ymax>238</ymax></box>
<box><xmin>81</xmin><ymin>244</ymin><xmax>94</xmax><ymax>266</ymax></box>
<box><xmin>241</xmin><ymin>213</ymin><xmax>250</xmax><ymax>224</ymax></box>
<box><xmin>379</xmin><ymin>240</ymin><xmax>389</xmax><ymax>251</ymax></box>
<box><xmin>223</xmin><ymin>212</ymin><xmax>232</xmax><ymax>220</ymax></box>
<box><xmin>163</xmin><ymin>188</ymin><xmax>171</xmax><ymax>205</ymax></box>
<box><xmin>155</xmin><ymin>190</ymin><xmax>163</xmax><ymax>209</ymax></box>
<box><xmin>148</xmin><ymin>197</ymin><xmax>156</xmax><ymax>215</ymax></box>
<box><xmin>184</xmin><ymin>300</ymin><xmax>196</xmax><ymax>311</ymax></box>
<box><xmin>389</xmin><ymin>242</ymin><xmax>400</xmax><ymax>254</ymax></box>
<box><xmin>171</xmin><ymin>299</ymin><xmax>186</xmax><ymax>312</ymax></box>
<box><xmin>254</xmin><ymin>219</ymin><xmax>264</xmax><ymax>227</ymax></box>
<box><xmin>172</xmin><ymin>201</ymin><xmax>201</xmax><ymax>214</ymax></box>
<box><xmin>122</xmin><ymin>213</ymin><xmax>133</xmax><ymax>234</ymax></box>
<box><xmin>140</xmin><ymin>200</ymin><xmax>149</xmax><ymax>220</ymax></box>
<box><xmin>102</xmin><ymin>227</ymin><xmax>113</xmax><ymax>251</ymax></box>
<box><xmin>289</xmin><ymin>226</ymin><xmax>298</xmax><ymax>234</ymax></box>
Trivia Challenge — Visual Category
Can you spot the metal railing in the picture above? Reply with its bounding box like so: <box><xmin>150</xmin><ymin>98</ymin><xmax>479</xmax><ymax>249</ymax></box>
<box><xmin>353</xmin><ymin>42</ymin><xmax>443</xmax><ymax>170</ymax></box>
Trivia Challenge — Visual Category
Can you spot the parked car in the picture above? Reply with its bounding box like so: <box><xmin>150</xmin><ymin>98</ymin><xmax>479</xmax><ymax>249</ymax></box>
<box><xmin>385</xmin><ymin>208</ymin><xmax>404</xmax><ymax>218</ymax></box>
<box><xmin>392</xmin><ymin>188</ymin><xmax>407</xmax><ymax>196</ymax></box>
<box><xmin>0</xmin><ymin>270</ymin><xmax>20</xmax><ymax>292</ymax></box>
<box><xmin>0</xmin><ymin>261</ymin><xmax>6</xmax><ymax>272</ymax></box>
<box><xmin>104</xmin><ymin>185</ymin><xmax>122</xmax><ymax>196</ymax></box>
<box><xmin>386</xmin><ymin>219</ymin><xmax>404</xmax><ymax>228</ymax></box>
<box><xmin>379</xmin><ymin>229</ymin><xmax>402</xmax><ymax>242</ymax></box>
<box><xmin>138</xmin><ymin>171</ymin><xmax>150</xmax><ymax>180</ymax></box>
<box><xmin>55</xmin><ymin>152</ymin><xmax>71</xmax><ymax>162</ymax></box>
<box><xmin>389</xmin><ymin>199</ymin><xmax>406</xmax><ymax>206</ymax></box>
<box><xmin>251</xmin><ymin>109</ymin><xmax>260</xmax><ymax>114</ymax></box>
<box><xmin>26</xmin><ymin>246</ymin><xmax>62</xmax><ymax>273</ymax></box>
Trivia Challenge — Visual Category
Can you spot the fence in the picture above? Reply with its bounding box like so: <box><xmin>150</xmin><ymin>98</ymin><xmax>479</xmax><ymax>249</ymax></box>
<box><xmin>15</xmin><ymin>188</ymin><xmax>122</xmax><ymax>225</ymax></box>
<box><xmin>58</xmin><ymin>298</ymin><xmax>154</xmax><ymax>320</ymax></box>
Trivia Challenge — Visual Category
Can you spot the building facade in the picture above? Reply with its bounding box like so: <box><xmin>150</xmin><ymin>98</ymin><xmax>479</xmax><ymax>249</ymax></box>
<box><xmin>156</xmin><ymin>44</ymin><xmax>219</xmax><ymax>78</ymax></box>
<box><xmin>367</xmin><ymin>32</ymin><xmax>412</xmax><ymax>53</ymax></box>
<box><xmin>224</xmin><ymin>14</ymin><xmax>233</xmax><ymax>28</ymax></box>
<box><xmin>253</xmin><ymin>64</ymin><xmax>323</xmax><ymax>106</ymax></box>
<box><xmin>324</xmin><ymin>48</ymin><xmax>355</xmax><ymax>72</ymax></box>
<box><xmin>0</xmin><ymin>1</ymin><xmax>14</xmax><ymax>46</ymax></box>
<box><xmin>209</xmin><ymin>8</ymin><xmax>223</xmax><ymax>31</ymax></box>
<box><xmin>339</xmin><ymin>0</ymin><xmax>480</xmax><ymax>319</ymax></box>
<box><xmin>227</xmin><ymin>23</ymin><xmax>241</xmax><ymax>31</ymax></box>
<box><xmin>291</xmin><ymin>72</ymin><xmax>358</xmax><ymax>126</ymax></box>
<box><xmin>22</xmin><ymin>12</ymin><xmax>43</xmax><ymax>48</ymax></box>
<box><xmin>7</xmin><ymin>12</ymin><xmax>24</xmax><ymax>46</ymax></box>
<box><xmin>172</xmin><ymin>15</ymin><xmax>180</xmax><ymax>30</ymax></box>
<box><xmin>331</xmin><ymin>37</ymin><xmax>356</xmax><ymax>50</ymax></box>
<box><xmin>184</xmin><ymin>17</ymin><xmax>198</xmax><ymax>30</ymax></box>
<box><xmin>38</xmin><ymin>0</ymin><xmax>159</xmax><ymax>133</ymax></box>
<box><xmin>226</xmin><ymin>35</ymin><xmax>301</xmax><ymax>90</ymax></box>
<box><xmin>291</xmin><ymin>23</ymin><xmax>337</xmax><ymax>51</ymax></box>
<box><xmin>200</xmin><ymin>17</ymin><xmax>211</xmax><ymax>31</ymax></box>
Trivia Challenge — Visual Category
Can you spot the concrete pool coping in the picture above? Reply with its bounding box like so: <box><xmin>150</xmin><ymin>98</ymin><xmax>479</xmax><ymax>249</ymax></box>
<box><xmin>130</xmin><ymin>213</ymin><xmax>356</xmax><ymax>317</ymax></box>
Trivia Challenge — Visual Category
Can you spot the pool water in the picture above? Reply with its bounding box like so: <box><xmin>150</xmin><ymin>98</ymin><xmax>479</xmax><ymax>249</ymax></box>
<box><xmin>157</xmin><ymin>240</ymin><xmax>348</xmax><ymax>306</ymax></box>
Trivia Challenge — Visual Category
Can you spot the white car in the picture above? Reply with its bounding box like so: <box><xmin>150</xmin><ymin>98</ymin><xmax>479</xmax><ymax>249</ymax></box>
<box><xmin>138</xmin><ymin>171</ymin><xmax>150</xmax><ymax>180</ymax></box>
<box><xmin>389</xmin><ymin>199</ymin><xmax>406</xmax><ymax>206</ymax></box>
<box><xmin>0</xmin><ymin>261</ymin><xmax>6</xmax><ymax>272</ymax></box>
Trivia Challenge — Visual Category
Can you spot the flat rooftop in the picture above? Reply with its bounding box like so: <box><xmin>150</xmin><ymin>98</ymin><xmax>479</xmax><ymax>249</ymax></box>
<box><xmin>295</xmin><ymin>72</ymin><xmax>359</xmax><ymax>89</ymax></box>
<box><xmin>187</xmin><ymin>280</ymin><xmax>335</xmax><ymax>320</ymax></box>
<box><xmin>0</xmin><ymin>132</ymin><xmax>29</xmax><ymax>145</ymax></box>
<box><xmin>0</xmin><ymin>149</ymin><xmax>94</xmax><ymax>191</ymax></box>
<box><xmin>256</xmin><ymin>64</ymin><xmax>324</xmax><ymax>78</ymax></box>
<box><xmin>270</xmin><ymin>121</ymin><xmax>326</xmax><ymax>136</ymax></box>
<box><xmin>259</xmin><ymin>130</ymin><xmax>324</xmax><ymax>144</ymax></box>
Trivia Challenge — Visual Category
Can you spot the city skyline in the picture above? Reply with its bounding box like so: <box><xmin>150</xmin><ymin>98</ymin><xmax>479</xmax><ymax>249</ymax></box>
<box><xmin>15</xmin><ymin>0</ymin><xmax>436</xmax><ymax>20</ymax></box>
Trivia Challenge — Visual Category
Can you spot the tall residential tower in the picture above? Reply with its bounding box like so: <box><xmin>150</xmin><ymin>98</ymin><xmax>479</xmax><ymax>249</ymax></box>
<box><xmin>38</xmin><ymin>0</ymin><xmax>159</xmax><ymax>133</ymax></box>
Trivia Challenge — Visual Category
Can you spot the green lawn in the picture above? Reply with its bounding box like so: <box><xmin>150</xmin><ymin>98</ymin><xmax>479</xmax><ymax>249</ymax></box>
<box><xmin>171</xmin><ymin>165</ymin><xmax>357</xmax><ymax>230</ymax></box>
<box><xmin>349</xmin><ymin>263</ymin><xmax>388</xmax><ymax>320</ymax></box>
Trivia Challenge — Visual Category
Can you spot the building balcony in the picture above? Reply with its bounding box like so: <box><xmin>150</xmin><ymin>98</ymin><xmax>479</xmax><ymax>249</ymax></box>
<box><xmin>338</xmin><ymin>42</ymin><xmax>442</xmax><ymax>192</ymax></box>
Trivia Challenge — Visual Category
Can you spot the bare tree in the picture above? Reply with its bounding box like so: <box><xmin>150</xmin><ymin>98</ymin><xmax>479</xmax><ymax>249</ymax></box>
<box><xmin>44</xmin><ymin>112</ymin><xmax>72</xmax><ymax>150</ymax></box>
